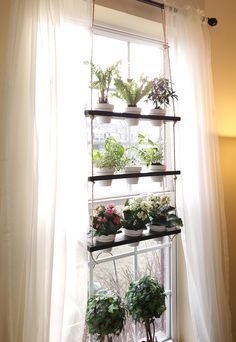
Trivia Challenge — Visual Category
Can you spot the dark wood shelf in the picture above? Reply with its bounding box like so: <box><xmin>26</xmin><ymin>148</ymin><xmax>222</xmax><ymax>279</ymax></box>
<box><xmin>88</xmin><ymin>227</ymin><xmax>181</xmax><ymax>252</ymax></box>
<box><xmin>88</xmin><ymin>170</ymin><xmax>180</xmax><ymax>182</ymax></box>
<box><xmin>85</xmin><ymin>110</ymin><xmax>181</xmax><ymax>122</ymax></box>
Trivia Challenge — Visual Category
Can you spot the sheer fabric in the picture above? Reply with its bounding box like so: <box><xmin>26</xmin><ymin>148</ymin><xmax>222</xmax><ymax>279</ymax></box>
<box><xmin>166</xmin><ymin>5</ymin><xmax>232</xmax><ymax>342</ymax></box>
<box><xmin>0</xmin><ymin>0</ymin><xmax>91</xmax><ymax>341</ymax></box>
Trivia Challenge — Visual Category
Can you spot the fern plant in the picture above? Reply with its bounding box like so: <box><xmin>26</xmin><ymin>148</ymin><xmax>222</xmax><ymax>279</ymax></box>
<box><xmin>85</xmin><ymin>60</ymin><xmax>121</xmax><ymax>103</ymax></box>
<box><xmin>113</xmin><ymin>74</ymin><xmax>153</xmax><ymax>107</ymax></box>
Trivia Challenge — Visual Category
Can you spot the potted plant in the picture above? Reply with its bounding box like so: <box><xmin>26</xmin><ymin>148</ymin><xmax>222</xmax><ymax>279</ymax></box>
<box><xmin>86</xmin><ymin>60</ymin><xmax>121</xmax><ymax>123</ymax></box>
<box><xmin>113</xmin><ymin>74</ymin><xmax>153</xmax><ymax>125</ymax></box>
<box><xmin>147</xmin><ymin>194</ymin><xmax>183</xmax><ymax>232</ymax></box>
<box><xmin>125</xmin><ymin>276</ymin><xmax>166</xmax><ymax>342</ymax></box>
<box><xmin>121</xmin><ymin>145</ymin><xmax>142</xmax><ymax>185</ymax></box>
<box><xmin>138</xmin><ymin>134</ymin><xmax>165</xmax><ymax>182</ymax></box>
<box><xmin>146</xmin><ymin>77</ymin><xmax>178</xmax><ymax>119</ymax></box>
<box><xmin>92</xmin><ymin>203</ymin><xmax>123</xmax><ymax>242</ymax></box>
<box><xmin>93</xmin><ymin>136</ymin><xmax>125</xmax><ymax>186</ymax></box>
<box><xmin>86</xmin><ymin>289</ymin><xmax>126</xmax><ymax>342</ymax></box>
<box><xmin>122</xmin><ymin>196</ymin><xmax>151</xmax><ymax>238</ymax></box>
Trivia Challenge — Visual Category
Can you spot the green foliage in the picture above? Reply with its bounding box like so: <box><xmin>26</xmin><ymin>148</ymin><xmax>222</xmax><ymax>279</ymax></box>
<box><xmin>86</xmin><ymin>289</ymin><xmax>126</xmax><ymax>342</ymax></box>
<box><xmin>93</xmin><ymin>136</ymin><xmax>125</xmax><ymax>170</ymax></box>
<box><xmin>147</xmin><ymin>194</ymin><xmax>183</xmax><ymax>227</ymax></box>
<box><xmin>147</xmin><ymin>77</ymin><xmax>178</xmax><ymax>109</ymax></box>
<box><xmin>138</xmin><ymin>134</ymin><xmax>164</xmax><ymax>166</ymax></box>
<box><xmin>113</xmin><ymin>74</ymin><xmax>153</xmax><ymax>106</ymax></box>
<box><xmin>122</xmin><ymin>197</ymin><xmax>151</xmax><ymax>230</ymax></box>
<box><xmin>126</xmin><ymin>276</ymin><xmax>166</xmax><ymax>342</ymax></box>
<box><xmin>85</xmin><ymin>60</ymin><xmax>121</xmax><ymax>103</ymax></box>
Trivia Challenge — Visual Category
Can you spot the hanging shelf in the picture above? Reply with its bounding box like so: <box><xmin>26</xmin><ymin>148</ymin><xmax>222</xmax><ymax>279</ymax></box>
<box><xmin>88</xmin><ymin>227</ymin><xmax>181</xmax><ymax>252</ymax></box>
<box><xmin>84</xmin><ymin>110</ymin><xmax>181</xmax><ymax>122</ymax></box>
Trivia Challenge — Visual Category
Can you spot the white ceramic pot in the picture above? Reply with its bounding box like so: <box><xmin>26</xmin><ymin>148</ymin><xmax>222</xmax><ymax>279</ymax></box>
<box><xmin>149</xmin><ymin>164</ymin><xmax>166</xmax><ymax>182</ymax></box>
<box><xmin>124</xmin><ymin>228</ymin><xmax>143</xmax><ymax>237</ymax></box>
<box><xmin>95</xmin><ymin>234</ymin><xmax>115</xmax><ymax>243</ymax></box>
<box><xmin>94</xmin><ymin>103</ymin><xmax>114</xmax><ymax>124</ymax></box>
<box><xmin>124</xmin><ymin>106</ymin><xmax>141</xmax><ymax>126</ymax></box>
<box><xmin>149</xmin><ymin>224</ymin><xmax>166</xmax><ymax>232</ymax></box>
<box><xmin>124</xmin><ymin>166</ymin><xmax>142</xmax><ymax>184</ymax></box>
<box><xmin>95</xmin><ymin>167</ymin><xmax>115</xmax><ymax>186</ymax></box>
<box><xmin>149</xmin><ymin>108</ymin><xmax>166</xmax><ymax>126</ymax></box>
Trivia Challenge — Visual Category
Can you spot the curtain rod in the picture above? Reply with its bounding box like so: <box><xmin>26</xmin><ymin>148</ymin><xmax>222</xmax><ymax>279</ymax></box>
<box><xmin>136</xmin><ymin>0</ymin><xmax>218</xmax><ymax>26</ymax></box>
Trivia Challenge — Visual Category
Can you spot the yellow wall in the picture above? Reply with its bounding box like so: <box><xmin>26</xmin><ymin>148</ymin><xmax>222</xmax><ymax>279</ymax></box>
<box><xmin>205</xmin><ymin>0</ymin><xmax>236</xmax><ymax>340</ymax></box>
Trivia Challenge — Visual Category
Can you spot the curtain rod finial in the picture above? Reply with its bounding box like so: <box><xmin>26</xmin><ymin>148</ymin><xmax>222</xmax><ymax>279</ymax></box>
<box><xmin>208</xmin><ymin>18</ymin><xmax>218</xmax><ymax>26</ymax></box>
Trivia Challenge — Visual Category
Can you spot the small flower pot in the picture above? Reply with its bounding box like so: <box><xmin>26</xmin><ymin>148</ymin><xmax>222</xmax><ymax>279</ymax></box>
<box><xmin>95</xmin><ymin>167</ymin><xmax>115</xmax><ymax>186</ymax></box>
<box><xmin>124</xmin><ymin>106</ymin><xmax>141</xmax><ymax>126</ymax></box>
<box><xmin>95</xmin><ymin>234</ymin><xmax>115</xmax><ymax>243</ymax></box>
<box><xmin>94</xmin><ymin>103</ymin><xmax>114</xmax><ymax>124</ymax></box>
<box><xmin>149</xmin><ymin>108</ymin><xmax>166</xmax><ymax>126</ymax></box>
<box><xmin>148</xmin><ymin>224</ymin><xmax>166</xmax><ymax>232</ymax></box>
<box><xmin>124</xmin><ymin>166</ymin><xmax>142</xmax><ymax>184</ymax></box>
<box><xmin>124</xmin><ymin>228</ymin><xmax>143</xmax><ymax>237</ymax></box>
<box><xmin>149</xmin><ymin>164</ymin><xmax>166</xmax><ymax>182</ymax></box>
<box><xmin>124</xmin><ymin>229</ymin><xmax>143</xmax><ymax>247</ymax></box>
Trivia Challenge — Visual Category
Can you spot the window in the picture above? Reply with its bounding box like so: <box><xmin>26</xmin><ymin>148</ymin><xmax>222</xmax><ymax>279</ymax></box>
<box><xmin>86</xmin><ymin>26</ymin><xmax>178</xmax><ymax>342</ymax></box>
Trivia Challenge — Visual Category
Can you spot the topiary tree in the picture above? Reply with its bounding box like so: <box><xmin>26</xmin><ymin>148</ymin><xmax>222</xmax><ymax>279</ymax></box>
<box><xmin>126</xmin><ymin>276</ymin><xmax>166</xmax><ymax>342</ymax></box>
<box><xmin>86</xmin><ymin>289</ymin><xmax>126</xmax><ymax>342</ymax></box>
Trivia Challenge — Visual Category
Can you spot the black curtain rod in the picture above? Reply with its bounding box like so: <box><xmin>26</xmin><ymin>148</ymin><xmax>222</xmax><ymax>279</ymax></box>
<box><xmin>136</xmin><ymin>0</ymin><xmax>218</xmax><ymax>26</ymax></box>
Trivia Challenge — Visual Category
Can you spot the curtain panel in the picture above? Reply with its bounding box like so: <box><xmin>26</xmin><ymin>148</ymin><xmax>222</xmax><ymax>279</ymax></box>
<box><xmin>0</xmin><ymin>1</ymin><xmax>92</xmax><ymax>341</ymax></box>
<box><xmin>166</xmin><ymin>5</ymin><xmax>232</xmax><ymax>342</ymax></box>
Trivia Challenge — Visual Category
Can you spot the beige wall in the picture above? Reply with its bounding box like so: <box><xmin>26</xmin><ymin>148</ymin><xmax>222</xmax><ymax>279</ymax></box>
<box><xmin>205</xmin><ymin>0</ymin><xmax>236</xmax><ymax>340</ymax></box>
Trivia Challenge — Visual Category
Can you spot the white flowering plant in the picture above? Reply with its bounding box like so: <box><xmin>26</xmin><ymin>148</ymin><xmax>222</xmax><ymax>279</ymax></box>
<box><xmin>122</xmin><ymin>196</ymin><xmax>151</xmax><ymax>230</ymax></box>
<box><xmin>92</xmin><ymin>203</ymin><xmax>123</xmax><ymax>236</ymax></box>
<box><xmin>147</xmin><ymin>194</ymin><xmax>183</xmax><ymax>227</ymax></box>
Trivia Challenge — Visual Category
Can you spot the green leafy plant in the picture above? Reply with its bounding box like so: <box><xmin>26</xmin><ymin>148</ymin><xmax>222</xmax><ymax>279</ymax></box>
<box><xmin>126</xmin><ymin>276</ymin><xmax>166</xmax><ymax>342</ymax></box>
<box><xmin>113</xmin><ymin>74</ymin><xmax>153</xmax><ymax>107</ymax></box>
<box><xmin>147</xmin><ymin>77</ymin><xmax>178</xmax><ymax>109</ymax></box>
<box><xmin>147</xmin><ymin>194</ymin><xmax>183</xmax><ymax>227</ymax></box>
<box><xmin>122</xmin><ymin>196</ymin><xmax>151</xmax><ymax>230</ymax></box>
<box><xmin>85</xmin><ymin>60</ymin><xmax>121</xmax><ymax>103</ymax></box>
<box><xmin>120</xmin><ymin>144</ymin><xmax>142</xmax><ymax>169</ymax></box>
<box><xmin>138</xmin><ymin>134</ymin><xmax>164</xmax><ymax>166</ymax></box>
<box><xmin>93</xmin><ymin>136</ymin><xmax>125</xmax><ymax>171</ymax></box>
<box><xmin>86</xmin><ymin>289</ymin><xmax>126</xmax><ymax>342</ymax></box>
<box><xmin>92</xmin><ymin>203</ymin><xmax>123</xmax><ymax>236</ymax></box>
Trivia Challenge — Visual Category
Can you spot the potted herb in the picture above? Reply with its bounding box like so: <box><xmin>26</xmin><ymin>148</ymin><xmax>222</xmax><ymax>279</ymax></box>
<box><xmin>121</xmin><ymin>145</ymin><xmax>142</xmax><ymax>185</ymax></box>
<box><xmin>147</xmin><ymin>194</ymin><xmax>183</xmax><ymax>232</ymax></box>
<box><xmin>86</xmin><ymin>60</ymin><xmax>121</xmax><ymax>123</ymax></box>
<box><xmin>147</xmin><ymin>77</ymin><xmax>178</xmax><ymax>114</ymax></box>
<box><xmin>86</xmin><ymin>289</ymin><xmax>126</xmax><ymax>342</ymax></box>
<box><xmin>126</xmin><ymin>276</ymin><xmax>166</xmax><ymax>342</ymax></box>
<box><xmin>93</xmin><ymin>136</ymin><xmax>125</xmax><ymax>186</ymax></box>
<box><xmin>113</xmin><ymin>74</ymin><xmax>153</xmax><ymax>125</ymax></box>
<box><xmin>122</xmin><ymin>196</ymin><xmax>151</xmax><ymax>237</ymax></box>
<box><xmin>92</xmin><ymin>203</ymin><xmax>123</xmax><ymax>242</ymax></box>
<box><xmin>138</xmin><ymin>134</ymin><xmax>165</xmax><ymax>182</ymax></box>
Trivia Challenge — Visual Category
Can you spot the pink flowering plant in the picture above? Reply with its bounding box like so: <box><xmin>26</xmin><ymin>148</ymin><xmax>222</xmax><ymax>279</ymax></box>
<box><xmin>122</xmin><ymin>196</ymin><xmax>151</xmax><ymax>230</ymax></box>
<box><xmin>92</xmin><ymin>203</ymin><xmax>123</xmax><ymax>236</ymax></box>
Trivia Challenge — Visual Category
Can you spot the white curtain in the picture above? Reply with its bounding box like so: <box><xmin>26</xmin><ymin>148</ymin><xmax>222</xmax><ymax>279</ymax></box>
<box><xmin>166</xmin><ymin>5</ymin><xmax>232</xmax><ymax>342</ymax></box>
<box><xmin>0</xmin><ymin>0</ymin><xmax>91</xmax><ymax>341</ymax></box>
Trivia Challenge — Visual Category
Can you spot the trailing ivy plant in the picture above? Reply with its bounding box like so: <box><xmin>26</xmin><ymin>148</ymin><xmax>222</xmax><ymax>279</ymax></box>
<box><xmin>112</xmin><ymin>74</ymin><xmax>153</xmax><ymax>107</ymax></box>
<box><xmin>85</xmin><ymin>60</ymin><xmax>121</xmax><ymax>104</ymax></box>
<box><xmin>93</xmin><ymin>136</ymin><xmax>125</xmax><ymax>171</ymax></box>
<box><xmin>126</xmin><ymin>276</ymin><xmax>166</xmax><ymax>342</ymax></box>
<box><xmin>86</xmin><ymin>289</ymin><xmax>126</xmax><ymax>342</ymax></box>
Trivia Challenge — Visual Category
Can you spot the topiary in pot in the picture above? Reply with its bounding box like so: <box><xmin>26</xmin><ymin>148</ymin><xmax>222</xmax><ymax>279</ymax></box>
<box><xmin>126</xmin><ymin>276</ymin><xmax>166</xmax><ymax>342</ymax></box>
<box><xmin>86</xmin><ymin>289</ymin><xmax>126</xmax><ymax>342</ymax></box>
